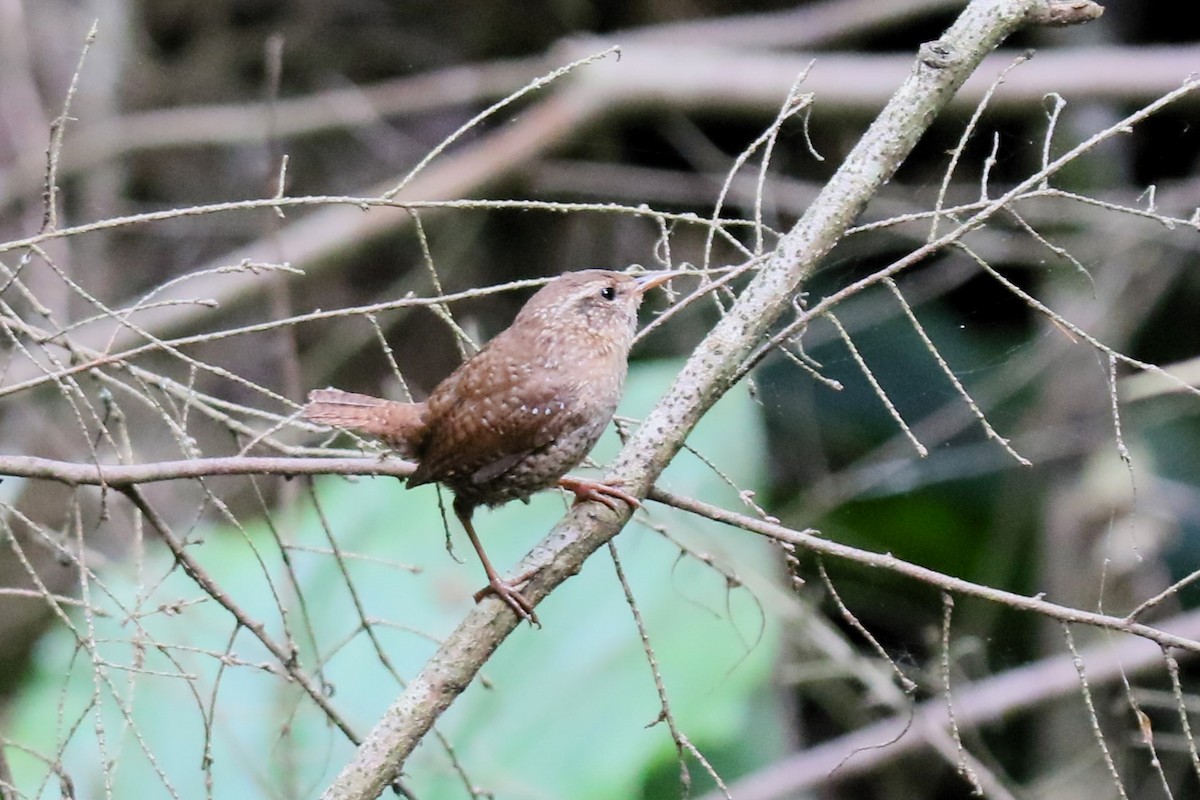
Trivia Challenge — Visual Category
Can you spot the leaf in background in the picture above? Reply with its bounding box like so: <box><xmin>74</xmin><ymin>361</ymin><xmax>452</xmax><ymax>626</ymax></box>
<box><xmin>7</xmin><ymin>360</ymin><xmax>788</xmax><ymax>799</ymax></box>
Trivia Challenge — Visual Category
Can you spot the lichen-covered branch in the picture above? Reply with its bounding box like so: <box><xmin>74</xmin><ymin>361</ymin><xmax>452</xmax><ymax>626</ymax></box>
<box><xmin>319</xmin><ymin>1</ymin><xmax>1059</xmax><ymax>798</ymax></box>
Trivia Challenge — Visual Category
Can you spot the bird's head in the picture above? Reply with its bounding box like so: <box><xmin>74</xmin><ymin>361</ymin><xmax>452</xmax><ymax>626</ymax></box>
<box><xmin>513</xmin><ymin>269</ymin><xmax>678</xmax><ymax>356</ymax></box>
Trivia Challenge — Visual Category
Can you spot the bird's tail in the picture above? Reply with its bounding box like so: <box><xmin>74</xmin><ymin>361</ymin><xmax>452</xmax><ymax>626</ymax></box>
<box><xmin>303</xmin><ymin>388</ymin><xmax>427</xmax><ymax>459</ymax></box>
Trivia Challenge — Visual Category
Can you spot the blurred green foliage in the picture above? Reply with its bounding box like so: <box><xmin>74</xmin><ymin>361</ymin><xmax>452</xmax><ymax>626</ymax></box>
<box><xmin>7</xmin><ymin>359</ymin><xmax>791</xmax><ymax>799</ymax></box>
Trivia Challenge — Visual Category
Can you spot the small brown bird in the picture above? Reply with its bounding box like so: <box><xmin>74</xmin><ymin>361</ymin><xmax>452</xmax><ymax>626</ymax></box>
<box><xmin>304</xmin><ymin>269</ymin><xmax>677</xmax><ymax>624</ymax></box>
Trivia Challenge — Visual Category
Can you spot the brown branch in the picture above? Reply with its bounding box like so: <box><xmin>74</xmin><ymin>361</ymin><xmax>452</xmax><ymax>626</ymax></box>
<box><xmin>624</xmin><ymin>0</ymin><xmax>965</xmax><ymax>48</ymax></box>
<box><xmin>2</xmin><ymin>56</ymin><xmax>548</xmax><ymax>194</ymax></box>
<box><xmin>6</xmin><ymin>0</ymin><xmax>966</xmax><ymax>200</ymax></box>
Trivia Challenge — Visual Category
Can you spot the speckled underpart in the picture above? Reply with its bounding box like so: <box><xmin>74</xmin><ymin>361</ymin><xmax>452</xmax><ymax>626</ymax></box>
<box><xmin>304</xmin><ymin>269</ymin><xmax>674</xmax><ymax>624</ymax></box>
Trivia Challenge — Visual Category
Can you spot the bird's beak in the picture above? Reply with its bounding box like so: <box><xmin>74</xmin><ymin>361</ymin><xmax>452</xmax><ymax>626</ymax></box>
<box><xmin>633</xmin><ymin>271</ymin><xmax>684</xmax><ymax>295</ymax></box>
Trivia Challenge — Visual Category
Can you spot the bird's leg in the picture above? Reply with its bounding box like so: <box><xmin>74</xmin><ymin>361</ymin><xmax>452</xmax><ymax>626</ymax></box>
<box><xmin>454</xmin><ymin>498</ymin><xmax>539</xmax><ymax>626</ymax></box>
<box><xmin>558</xmin><ymin>475</ymin><xmax>641</xmax><ymax>513</ymax></box>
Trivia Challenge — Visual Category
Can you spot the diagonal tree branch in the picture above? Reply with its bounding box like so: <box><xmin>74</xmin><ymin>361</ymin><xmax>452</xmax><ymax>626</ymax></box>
<box><xmin>319</xmin><ymin>1</ymin><xmax>1064</xmax><ymax>797</ymax></box>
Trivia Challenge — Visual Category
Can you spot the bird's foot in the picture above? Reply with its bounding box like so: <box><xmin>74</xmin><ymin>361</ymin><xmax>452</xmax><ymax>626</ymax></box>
<box><xmin>474</xmin><ymin>569</ymin><xmax>541</xmax><ymax>626</ymax></box>
<box><xmin>558</xmin><ymin>475</ymin><xmax>641</xmax><ymax>513</ymax></box>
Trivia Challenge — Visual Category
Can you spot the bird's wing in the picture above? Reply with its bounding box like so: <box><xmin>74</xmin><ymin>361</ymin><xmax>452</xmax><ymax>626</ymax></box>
<box><xmin>407</xmin><ymin>351</ymin><xmax>582</xmax><ymax>489</ymax></box>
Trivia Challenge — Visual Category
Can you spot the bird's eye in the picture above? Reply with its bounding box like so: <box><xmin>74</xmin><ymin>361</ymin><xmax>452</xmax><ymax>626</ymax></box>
<box><xmin>599</xmin><ymin>286</ymin><xmax>617</xmax><ymax>300</ymax></box>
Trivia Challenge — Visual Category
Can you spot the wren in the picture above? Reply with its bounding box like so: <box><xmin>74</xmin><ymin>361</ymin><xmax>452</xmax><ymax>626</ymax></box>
<box><xmin>304</xmin><ymin>269</ymin><xmax>677</xmax><ymax>625</ymax></box>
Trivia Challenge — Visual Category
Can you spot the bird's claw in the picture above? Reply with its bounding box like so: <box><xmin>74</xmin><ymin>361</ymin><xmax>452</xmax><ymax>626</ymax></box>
<box><xmin>474</xmin><ymin>573</ymin><xmax>540</xmax><ymax>626</ymax></box>
<box><xmin>558</xmin><ymin>476</ymin><xmax>641</xmax><ymax>512</ymax></box>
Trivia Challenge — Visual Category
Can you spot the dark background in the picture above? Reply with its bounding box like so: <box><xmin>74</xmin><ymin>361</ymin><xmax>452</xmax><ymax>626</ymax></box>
<box><xmin>3</xmin><ymin>1</ymin><xmax>1200</xmax><ymax>798</ymax></box>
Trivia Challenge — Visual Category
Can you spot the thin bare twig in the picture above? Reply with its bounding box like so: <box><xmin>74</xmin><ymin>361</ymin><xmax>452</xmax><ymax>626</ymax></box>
<box><xmin>609</xmin><ymin>542</ymin><xmax>731</xmax><ymax>799</ymax></box>
<box><xmin>1063</xmin><ymin>623</ymin><xmax>1130</xmax><ymax>799</ymax></box>
<box><xmin>650</xmin><ymin>487</ymin><xmax>1200</xmax><ymax>655</ymax></box>
<box><xmin>115</xmin><ymin>485</ymin><xmax>362</xmax><ymax>746</ymax></box>
<box><xmin>0</xmin><ymin>454</ymin><xmax>414</xmax><ymax>485</ymax></box>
